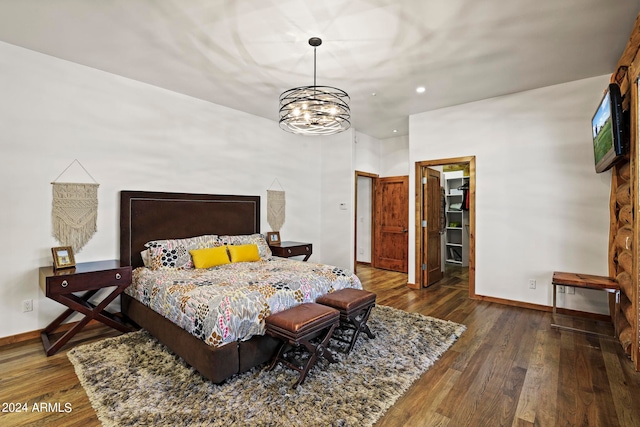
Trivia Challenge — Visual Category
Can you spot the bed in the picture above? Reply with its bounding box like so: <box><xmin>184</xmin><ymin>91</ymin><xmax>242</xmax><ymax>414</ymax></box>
<box><xmin>119</xmin><ymin>190</ymin><xmax>361</xmax><ymax>383</ymax></box>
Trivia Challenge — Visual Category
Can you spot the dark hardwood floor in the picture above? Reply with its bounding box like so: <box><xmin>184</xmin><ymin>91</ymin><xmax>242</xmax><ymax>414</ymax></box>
<box><xmin>359</xmin><ymin>264</ymin><xmax>640</xmax><ymax>427</ymax></box>
<box><xmin>1</xmin><ymin>264</ymin><xmax>639</xmax><ymax>426</ymax></box>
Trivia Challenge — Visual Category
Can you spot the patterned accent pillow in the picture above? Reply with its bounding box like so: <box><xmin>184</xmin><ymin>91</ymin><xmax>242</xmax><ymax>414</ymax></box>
<box><xmin>144</xmin><ymin>235</ymin><xmax>219</xmax><ymax>270</ymax></box>
<box><xmin>216</xmin><ymin>234</ymin><xmax>272</xmax><ymax>258</ymax></box>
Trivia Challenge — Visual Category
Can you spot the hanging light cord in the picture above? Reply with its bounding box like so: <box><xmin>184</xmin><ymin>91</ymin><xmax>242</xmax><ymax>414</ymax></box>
<box><xmin>313</xmin><ymin>45</ymin><xmax>317</xmax><ymax>97</ymax></box>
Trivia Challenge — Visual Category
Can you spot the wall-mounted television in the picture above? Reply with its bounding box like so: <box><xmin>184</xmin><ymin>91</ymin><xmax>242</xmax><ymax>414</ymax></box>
<box><xmin>592</xmin><ymin>83</ymin><xmax>626</xmax><ymax>173</ymax></box>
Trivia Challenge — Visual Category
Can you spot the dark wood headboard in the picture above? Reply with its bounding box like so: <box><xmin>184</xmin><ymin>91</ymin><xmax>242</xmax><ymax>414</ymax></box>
<box><xmin>120</xmin><ymin>191</ymin><xmax>260</xmax><ymax>268</ymax></box>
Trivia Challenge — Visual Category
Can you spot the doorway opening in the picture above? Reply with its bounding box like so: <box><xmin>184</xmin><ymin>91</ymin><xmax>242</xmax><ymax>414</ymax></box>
<box><xmin>354</xmin><ymin>171</ymin><xmax>378</xmax><ymax>273</ymax></box>
<box><xmin>415</xmin><ymin>156</ymin><xmax>476</xmax><ymax>297</ymax></box>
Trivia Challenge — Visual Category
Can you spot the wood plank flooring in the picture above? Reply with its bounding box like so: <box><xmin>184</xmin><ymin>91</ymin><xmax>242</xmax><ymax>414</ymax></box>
<box><xmin>1</xmin><ymin>264</ymin><xmax>639</xmax><ymax>426</ymax></box>
<box><xmin>360</xmin><ymin>265</ymin><xmax>640</xmax><ymax>427</ymax></box>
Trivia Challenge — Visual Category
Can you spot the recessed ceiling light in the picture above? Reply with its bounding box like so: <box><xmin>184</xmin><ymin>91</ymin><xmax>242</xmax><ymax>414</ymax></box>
<box><xmin>371</xmin><ymin>92</ymin><xmax>377</xmax><ymax>96</ymax></box>
<box><xmin>393</xmin><ymin>129</ymin><xmax>398</xmax><ymax>133</ymax></box>
<box><xmin>416</xmin><ymin>86</ymin><xmax>426</xmax><ymax>94</ymax></box>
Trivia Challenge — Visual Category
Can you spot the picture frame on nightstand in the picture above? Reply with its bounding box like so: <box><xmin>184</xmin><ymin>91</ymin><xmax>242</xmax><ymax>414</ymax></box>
<box><xmin>51</xmin><ymin>246</ymin><xmax>75</xmax><ymax>270</ymax></box>
<box><xmin>266</xmin><ymin>231</ymin><xmax>281</xmax><ymax>246</ymax></box>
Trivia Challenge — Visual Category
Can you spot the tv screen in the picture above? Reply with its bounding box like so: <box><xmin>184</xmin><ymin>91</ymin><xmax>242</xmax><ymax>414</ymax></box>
<box><xmin>592</xmin><ymin>83</ymin><xmax>625</xmax><ymax>173</ymax></box>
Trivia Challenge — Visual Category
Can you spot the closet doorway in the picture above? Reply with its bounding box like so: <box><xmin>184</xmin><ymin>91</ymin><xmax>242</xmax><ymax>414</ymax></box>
<box><xmin>415</xmin><ymin>156</ymin><xmax>476</xmax><ymax>297</ymax></box>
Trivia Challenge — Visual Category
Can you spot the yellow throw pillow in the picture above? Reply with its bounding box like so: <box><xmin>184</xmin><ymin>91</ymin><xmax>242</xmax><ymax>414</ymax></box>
<box><xmin>189</xmin><ymin>246</ymin><xmax>230</xmax><ymax>269</ymax></box>
<box><xmin>228</xmin><ymin>244</ymin><xmax>261</xmax><ymax>263</ymax></box>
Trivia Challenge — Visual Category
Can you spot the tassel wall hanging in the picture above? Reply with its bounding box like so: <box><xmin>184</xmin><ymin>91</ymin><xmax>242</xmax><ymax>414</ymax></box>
<box><xmin>51</xmin><ymin>160</ymin><xmax>99</xmax><ymax>253</ymax></box>
<box><xmin>267</xmin><ymin>178</ymin><xmax>285</xmax><ymax>232</ymax></box>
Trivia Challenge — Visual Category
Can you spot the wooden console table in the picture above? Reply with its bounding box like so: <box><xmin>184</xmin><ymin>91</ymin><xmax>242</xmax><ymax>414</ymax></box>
<box><xmin>39</xmin><ymin>260</ymin><xmax>133</xmax><ymax>356</ymax></box>
<box><xmin>551</xmin><ymin>271</ymin><xmax>620</xmax><ymax>338</ymax></box>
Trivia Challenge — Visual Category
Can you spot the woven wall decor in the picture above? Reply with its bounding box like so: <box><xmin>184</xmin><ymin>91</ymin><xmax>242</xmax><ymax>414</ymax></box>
<box><xmin>51</xmin><ymin>160</ymin><xmax>99</xmax><ymax>253</ymax></box>
<box><xmin>52</xmin><ymin>183</ymin><xmax>99</xmax><ymax>253</ymax></box>
<box><xmin>267</xmin><ymin>190</ymin><xmax>286</xmax><ymax>232</ymax></box>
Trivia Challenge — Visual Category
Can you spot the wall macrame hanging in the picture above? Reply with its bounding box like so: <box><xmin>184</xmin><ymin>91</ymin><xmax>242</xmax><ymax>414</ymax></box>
<box><xmin>267</xmin><ymin>178</ymin><xmax>285</xmax><ymax>232</ymax></box>
<box><xmin>51</xmin><ymin>160</ymin><xmax>99</xmax><ymax>253</ymax></box>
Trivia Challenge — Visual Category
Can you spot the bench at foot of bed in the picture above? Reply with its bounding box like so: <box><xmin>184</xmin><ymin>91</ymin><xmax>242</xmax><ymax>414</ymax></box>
<box><xmin>265</xmin><ymin>303</ymin><xmax>340</xmax><ymax>388</ymax></box>
<box><xmin>316</xmin><ymin>288</ymin><xmax>376</xmax><ymax>354</ymax></box>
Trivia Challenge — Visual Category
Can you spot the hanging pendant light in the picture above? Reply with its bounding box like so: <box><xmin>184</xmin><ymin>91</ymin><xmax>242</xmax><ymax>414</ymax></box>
<box><xmin>279</xmin><ymin>37</ymin><xmax>350</xmax><ymax>136</ymax></box>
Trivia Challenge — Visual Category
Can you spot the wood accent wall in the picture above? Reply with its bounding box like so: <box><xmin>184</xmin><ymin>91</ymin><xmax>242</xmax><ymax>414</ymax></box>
<box><xmin>609</xmin><ymin>13</ymin><xmax>640</xmax><ymax>372</ymax></box>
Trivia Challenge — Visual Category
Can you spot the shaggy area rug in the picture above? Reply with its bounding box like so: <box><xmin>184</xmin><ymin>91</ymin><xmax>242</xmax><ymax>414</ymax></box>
<box><xmin>68</xmin><ymin>305</ymin><xmax>465</xmax><ymax>427</ymax></box>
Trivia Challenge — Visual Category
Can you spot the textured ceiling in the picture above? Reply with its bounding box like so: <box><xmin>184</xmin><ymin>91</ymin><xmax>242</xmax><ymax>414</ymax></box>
<box><xmin>0</xmin><ymin>0</ymin><xmax>638</xmax><ymax>139</ymax></box>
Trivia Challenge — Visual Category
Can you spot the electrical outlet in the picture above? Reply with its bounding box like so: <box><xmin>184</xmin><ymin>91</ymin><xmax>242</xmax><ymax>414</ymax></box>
<box><xmin>22</xmin><ymin>299</ymin><xmax>33</xmax><ymax>312</ymax></box>
<box><xmin>528</xmin><ymin>279</ymin><xmax>536</xmax><ymax>289</ymax></box>
<box><xmin>567</xmin><ymin>287</ymin><xmax>575</xmax><ymax>295</ymax></box>
<box><xmin>558</xmin><ymin>285</ymin><xmax>565</xmax><ymax>293</ymax></box>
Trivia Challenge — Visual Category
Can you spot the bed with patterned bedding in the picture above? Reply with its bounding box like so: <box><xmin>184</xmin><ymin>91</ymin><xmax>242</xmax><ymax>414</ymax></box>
<box><xmin>126</xmin><ymin>257</ymin><xmax>362</xmax><ymax>348</ymax></box>
<box><xmin>120</xmin><ymin>190</ymin><xmax>363</xmax><ymax>383</ymax></box>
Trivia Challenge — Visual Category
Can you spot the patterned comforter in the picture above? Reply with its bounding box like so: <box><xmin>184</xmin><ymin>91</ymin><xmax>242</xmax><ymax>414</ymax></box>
<box><xmin>125</xmin><ymin>257</ymin><xmax>362</xmax><ymax>347</ymax></box>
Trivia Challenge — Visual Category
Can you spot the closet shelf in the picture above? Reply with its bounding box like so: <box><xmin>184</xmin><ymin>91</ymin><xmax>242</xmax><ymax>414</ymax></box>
<box><xmin>444</xmin><ymin>171</ymin><xmax>469</xmax><ymax>267</ymax></box>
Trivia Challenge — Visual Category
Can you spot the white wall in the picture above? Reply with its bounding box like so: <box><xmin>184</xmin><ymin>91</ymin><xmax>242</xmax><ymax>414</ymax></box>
<box><xmin>354</xmin><ymin>131</ymin><xmax>381</xmax><ymax>174</ymax></box>
<box><xmin>409</xmin><ymin>75</ymin><xmax>614</xmax><ymax>314</ymax></box>
<box><xmin>354</xmin><ymin>132</ymin><xmax>409</xmax><ymax>177</ymax></box>
<box><xmin>320</xmin><ymin>131</ymin><xmax>355</xmax><ymax>270</ymax></box>
<box><xmin>0</xmin><ymin>41</ymin><xmax>337</xmax><ymax>338</ymax></box>
<box><xmin>381</xmin><ymin>135</ymin><xmax>409</xmax><ymax>177</ymax></box>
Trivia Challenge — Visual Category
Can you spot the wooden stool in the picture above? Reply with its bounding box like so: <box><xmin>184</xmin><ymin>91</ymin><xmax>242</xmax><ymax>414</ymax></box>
<box><xmin>316</xmin><ymin>288</ymin><xmax>376</xmax><ymax>354</ymax></box>
<box><xmin>265</xmin><ymin>303</ymin><xmax>340</xmax><ymax>387</ymax></box>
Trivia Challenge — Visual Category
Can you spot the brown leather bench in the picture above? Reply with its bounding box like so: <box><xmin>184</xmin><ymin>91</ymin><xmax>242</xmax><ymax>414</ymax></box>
<box><xmin>316</xmin><ymin>288</ymin><xmax>376</xmax><ymax>354</ymax></box>
<box><xmin>265</xmin><ymin>302</ymin><xmax>340</xmax><ymax>387</ymax></box>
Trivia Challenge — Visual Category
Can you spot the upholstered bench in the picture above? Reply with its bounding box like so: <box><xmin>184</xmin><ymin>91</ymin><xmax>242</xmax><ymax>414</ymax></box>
<box><xmin>265</xmin><ymin>302</ymin><xmax>340</xmax><ymax>387</ymax></box>
<box><xmin>316</xmin><ymin>288</ymin><xmax>376</xmax><ymax>354</ymax></box>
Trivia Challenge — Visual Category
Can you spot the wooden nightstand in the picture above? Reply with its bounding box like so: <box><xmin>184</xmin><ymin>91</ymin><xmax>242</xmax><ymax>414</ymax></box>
<box><xmin>39</xmin><ymin>260</ymin><xmax>134</xmax><ymax>356</ymax></box>
<box><xmin>270</xmin><ymin>241</ymin><xmax>313</xmax><ymax>261</ymax></box>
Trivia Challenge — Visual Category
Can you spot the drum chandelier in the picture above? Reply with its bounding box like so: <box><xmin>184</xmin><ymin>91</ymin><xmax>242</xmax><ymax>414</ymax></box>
<box><xmin>278</xmin><ymin>37</ymin><xmax>350</xmax><ymax>136</ymax></box>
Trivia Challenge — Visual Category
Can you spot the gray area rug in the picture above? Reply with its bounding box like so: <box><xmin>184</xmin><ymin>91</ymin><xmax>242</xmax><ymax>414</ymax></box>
<box><xmin>68</xmin><ymin>305</ymin><xmax>465</xmax><ymax>427</ymax></box>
